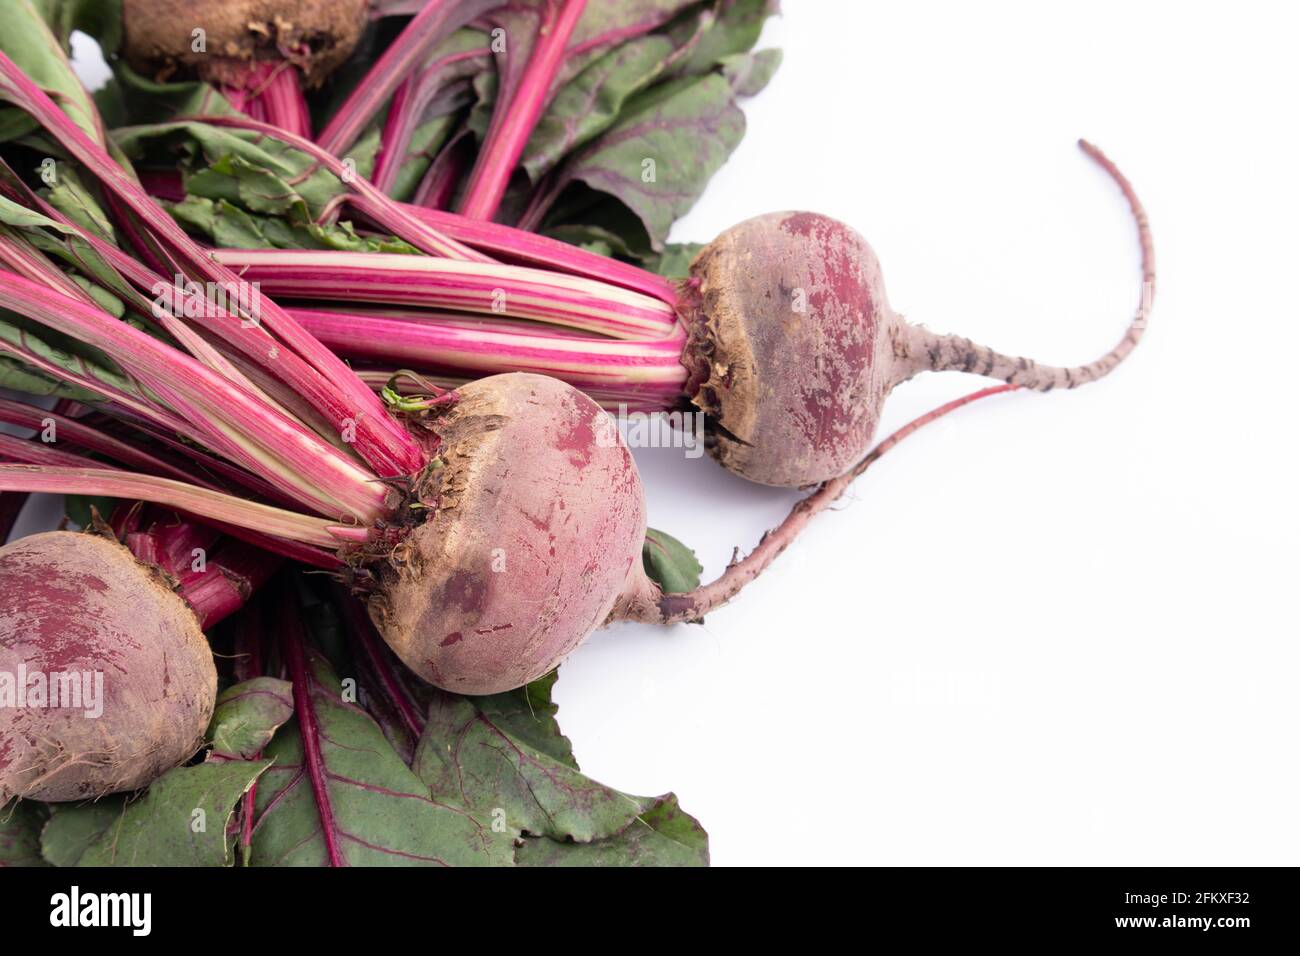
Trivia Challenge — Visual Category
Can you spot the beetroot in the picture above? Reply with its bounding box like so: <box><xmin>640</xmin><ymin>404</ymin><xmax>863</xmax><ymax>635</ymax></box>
<box><xmin>122</xmin><ymin>0</ymin><xmax>368</xmax><ymax>86</ymax></box>
<box><xmin>679</xmin><ymin>142</ymin><xmax>1153</xmax><ymax>486</ymax></box>
<box><xmin>120</xmin><ymin>0</ymin><xmax>369</xmax><ymax>136</ymax></box>
<box><xmin>368</xmin><ymin>373</ymin><xmax>647</xmax><ymax>695</ymax></box>
<box><xmin>0</xmin><ymin>532</ymin><xmax>216</xmax><ymax>802</ymax></box>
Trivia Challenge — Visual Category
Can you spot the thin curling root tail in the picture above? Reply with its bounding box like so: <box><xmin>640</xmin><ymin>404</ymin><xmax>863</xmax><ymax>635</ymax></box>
<box><xmin>616</xmin><ymin>384</ymin><xmax>1020</xmax><ymax>627</ymax></box>
<box><xmin>910</xmin><ymin>139</ymin><xmax>1155</xmax><ymax>392</ymax></box>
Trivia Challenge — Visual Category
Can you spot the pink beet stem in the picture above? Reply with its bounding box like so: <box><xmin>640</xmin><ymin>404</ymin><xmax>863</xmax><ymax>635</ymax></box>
<box><xmin>255</xmin><ymin>63</ymin><xmax>313</xmax><ymax>139</ymax></box>
<box><xmin>131</xmin><ymin>147</ymin><xmax>679</xmax><ymax>304</ymax></box>
<box><xmin>289</xmin><ymin>307</ymin><xmax>687</xmax><ymax>401</ymax></box>
<box><xmin>219</xmin><ymin>61</ymin><xmax>312</xmax><ymax>138</ymax></box>
<box><xmin>177</xmin><ymin>541</ymin><xmax>281</xmax><ymax>629</ymax></box>
<box><xmin>404</xmin><ymin>205</ymin><xmax>679</xmax><ymax>303</ymax></box>
<box><xmin>0</xmin><ymin>465</ymin><xmax>356</xmax><ymax>548</ymax></box>
<box><xmin>210</xmin><ymin>247</ymin><xmax>679</xmax><ymax>340</ymax></box>
<box><xmin>0</xmin><ymin>53</ymin><xmax>424</xmax><ymax>477</ymax></box>
<box><xmin>372</xmin><ymin>47</ymin><xmax>491</xmax><ymax>195</ymax></box>
<box><xmin>316</xmin><ymin>0</ymin><xmax>501</xmax><ymax>155</ymax></box>
<box><xmin>353</xmin><ymin>367</ymin><xmax>665</xmax><ymax>414</ymax></box>
<box><xmin>458</xmin><ymin>0</ymin><xmax>588</xmax><ymax>221</ymax></box>
<box><xmin>0</xmin><ymin>397</ymin><xmax>213</xmax><ymax>486</ymax></box>
<box><xmin>0</xmin><ymin>274</ymin><xmax>387</xmax><ymax>520</ymax></box>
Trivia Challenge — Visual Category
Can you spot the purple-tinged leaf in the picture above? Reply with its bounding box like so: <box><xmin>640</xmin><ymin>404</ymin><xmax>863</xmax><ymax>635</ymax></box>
<box><xmin>520</xmin><ymin>34</ymin><xmax>677</xmax><ymax>182</ymax></box>
<box><xmin>667</xmin><ymin>0</ymin><xmax>779</xmax><ymax>79</ymax></box>
<box><xmin>39</xmin><ymin>759</ymin><xmax>271</xmax><ymax>867</ymax></box>
<box><xmin>339</xmin><ymin>594</ymin><xmax>426</xmax><ymax>763</ymax></box>
<box><xmin>248</xmin><ymin>606</ymin><xmax>513</xmax><ymax>866</ymax></box>
<box><xmin>515</xmin><ymin>793</ymin><xmax>709</xmax><ymax>866</ymax></box>
<box><xmin>317</xmin><ymin>0</ymin><xmax>502</xmax><ymax>156</ymax></box>
<box><xmin>413</xmin><ymin>672</ymin><xmax>709</xmax><ymax>866</ymax></box>
<box><xmin>523</xmin><ymin>72</ymin><xmax>745</xmax><ymax>250</ymax></box>
<box><xmin>208</xmin><ymin>677</ymin><xmax>294</xmax><ymax>760</ymax></box>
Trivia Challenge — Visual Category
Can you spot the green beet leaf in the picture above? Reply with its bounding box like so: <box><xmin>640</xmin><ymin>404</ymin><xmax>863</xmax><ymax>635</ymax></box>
<box><xmin>522</xmin><ymin>34</ymin><xmax>678</xmax><ymax>182</ymax></box>
<box><xmin>208</xmin><ymin>677</ymin><xmax>295</xmax><ymax>760</ymax></box>
<box><xmin>40</xmin><ymin>760</ymin><xmax>270</xmax><ymax>867</ymax></box>
<box><xmin>247</xmin><ymin>641</ymin><xmax>514</xmax><ymax>866</ymax></box>
<box><xmin>0</xmin><ymin>0</ymin><xmax>104</xmax><ymax>145</ymax></box>
<box><xmin>514</xmin><ymin>793</ymin><xmax>709</xmax><ymax>866</ymax></box>
<box><xmin>643</xmin><ymin>526</ymin><xmax>704</xmax><ymax>593</ymax></box>
<box><xmin>645</xmin><ymin>241</ymin><xmax>705</xmax><ymax>278</ymax></box>
<box><xmin>535</xmin><ymin>73</ymin><xmax>745</xmax><ymax>252</ymax></box>
<box><xmin>413</xmin><ymin>671</ymin><xmax>708</xmax><ymax>866</ymax></box>
<box><xmin>721</xmin><ymin>47</ymin><xmax>783</xmax><ymax>97</ymax></box>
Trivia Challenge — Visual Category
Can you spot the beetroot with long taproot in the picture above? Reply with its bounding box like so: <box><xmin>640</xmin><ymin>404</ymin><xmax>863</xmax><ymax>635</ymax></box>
<box><xmin>679</xmin><ymin>142</ymin><xmax>1152</xmax><ymax>486</ymax></box>
<box><xmin>0</xmin><ymin>532</ymin><xmax>217</xmax><ymax>803</ymax></box>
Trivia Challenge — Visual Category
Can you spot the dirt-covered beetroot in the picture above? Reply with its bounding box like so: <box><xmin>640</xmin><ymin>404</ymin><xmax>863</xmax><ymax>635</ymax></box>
<box><xmin>679</xmin><ymin>211</ymin><xmax>892</xmax><ymax>488</ymax></box>
<box><xmin>0</xmin><ymin>532</ymin><xmax>216</xmax><ymax>803</ymax></box>
<box><xmin>122</xmin><ymin>0</ymin><xmax>368</xmax><ymax>87</ymax></box>
<box><xmin>367</xmin><ymin>373</ymin><xmax>648</xmax><ymax>695</ymax></box>
<box><xmin>680</xmin><ymin>142</ymin><xmax>1153</xmax><ymax>487</ymax></box>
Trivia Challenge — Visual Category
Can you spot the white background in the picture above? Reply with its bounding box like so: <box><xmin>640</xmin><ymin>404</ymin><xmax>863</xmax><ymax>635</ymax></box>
<box><xmin>49</xmin><ymin>3</ymin><xmax>1299</xmax><ymax>866</ymax></box>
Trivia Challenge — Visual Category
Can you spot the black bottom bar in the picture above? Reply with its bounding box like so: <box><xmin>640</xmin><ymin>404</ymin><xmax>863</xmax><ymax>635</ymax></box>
<box><xmin>1</xmin><ymin>866</ymin><xmax>1290</xmax><ymax>943</ymax></box>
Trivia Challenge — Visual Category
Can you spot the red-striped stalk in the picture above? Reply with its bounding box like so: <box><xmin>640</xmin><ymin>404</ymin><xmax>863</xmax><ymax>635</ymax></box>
<box><xmin>0</xmin><ymin>275</ymin><xmax>385</xmax><ymax>520</ymax></box>
<box><xmin>0</xmin><ymin>399</ymin><xmax>185</xmax><ymax>479</ymax></box>
<box><xmin>126</xmin><ymin>114</ymin><xmax>697</xmax><ymax>410</ymax></box>
<box><xmin>0</xmin><ymin>53</ymin><xmax>479</xmax><ymax>591</ymax></box>
<box><xmin>211</xmin><ymin>247</ymin><xmax>678</xmax><ymax>340</ymax></box>
<box><xmin>218</xmin><ymin>62</ymin><xmax>313</xmax><ymax>139</ymax></box>
<box><xmin>354</xmin><ymin>368</ymin><xmax>663</xmax><ymax>415</ymax></box>
<box><xmin>289</xmin><ymin>307</ymin><xmax>685</xmax><ymax>408</ymax></box>
<box><xmin>458</xmin><ymin>0</ymin><xmax>588</xmax><ymax>221</ymax></box>
<box><xmin>371</xmin><ymin>46</ymin><xmax>492</xmax><ymax>196</ymax></box>
<box><xmin>0</xmin><ymin>53</ymin><xmax>424</xmax><ymax>477</ymax></box>
<box><xmin>0</xmin><ymin>466</ymin><xmax>363</xmax><ymax>548</ymax></box>
<box><xmin>404</xmin><ymin>205</ymin><xmax>678</xmax><ymax>303</ymax></box>
<box><xmin>135</xmin><ymin>165</ymin><xmax>679</xmax><ymax>304</ymax></box>
<box><xmin>317</xmin><ymin>0</ymin><xmax>503</xmax><ymax>156</ymax></box>
<box><xmin>121</xmin><ymin>511</ymin><xmax>281</xmax><ymax>629</ymax></box>
<box><xmin>0</xmin><ymin>397</ymin><xmax>339</xmax><ymax>567</ymax></box>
